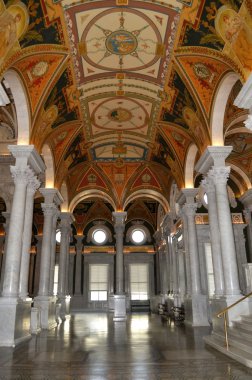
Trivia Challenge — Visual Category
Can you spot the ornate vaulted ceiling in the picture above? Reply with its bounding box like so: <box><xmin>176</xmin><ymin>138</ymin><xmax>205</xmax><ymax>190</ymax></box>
<box><xmin>0</xmin><ymin>0</ymin><xmax>252</xmax><ymax>216</ymax></box>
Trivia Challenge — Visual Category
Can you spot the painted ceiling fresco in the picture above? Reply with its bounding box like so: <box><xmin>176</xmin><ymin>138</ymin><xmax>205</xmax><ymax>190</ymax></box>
<box><xmin>1</xmin><ymin>0</ymin><xmax>252</xmax><ymax>213</ymax></box>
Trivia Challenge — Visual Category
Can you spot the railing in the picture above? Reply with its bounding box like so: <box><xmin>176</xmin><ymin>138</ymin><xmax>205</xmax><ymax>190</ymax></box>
<box><xmin>217</xmin><ymin>291</ymin><xmax>252</xmax><ymax>350</ymax></box>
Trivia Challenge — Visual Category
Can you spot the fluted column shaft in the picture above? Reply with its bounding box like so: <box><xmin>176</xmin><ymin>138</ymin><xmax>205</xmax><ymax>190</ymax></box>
<box><xmin>243</xmin><ymin>209</ymin><xmax>252</xmax><ymax>263</ymax></box>
<box><xmin>209</xmin><ymin>167</ymin><xmax>240</xmax><ymax>295</ymax></box>
<box><xmin>49</xmin><ymin>213</ymin><xmax>59</xmax><ymax>295</ymax></box>
<box><xmin>2</xmin><ymin>166</ymin><xmax>34</xmax><ymax>297</ymax></box>
<box><xmin>202</xmin><ymin>177</ymin><xmax>224</xmax><ymax>296</ymax></box>
<box><xmin>183</xmin><ymin>203</ymin><xmax>201</xmax><ymax>295</ymax></box>
<box><xmin>0</xmin><ymin>212</ymin><xmax>10</xmax><ymax>293</ymax></box>
<box><xmin>38</xmin><ymin>203</ymin><xmax>58</xmax><ymax>297</ymax></box>
<box><xmin>74</xmin><ymin>236</ymin><xmax>83</xmax><ymax>295</ymax></box>
<box><xmin>58</xmin><ymin>214</ymin><xmax>72</xmax><ymax>297</ymax></box>
<box><xmin>19</xmin><ymin>177</ymin><xmax>40</xmax><ymax>298</ymax></box>
<box><xmin>181</xmin><ymin>211</ymin><xmax>191</xmax><ymax>296</ymax></box>
<box><xmin>113</xmin><ymin>212</ymin><xmax>127</xmax><ymax>294</ymax></box>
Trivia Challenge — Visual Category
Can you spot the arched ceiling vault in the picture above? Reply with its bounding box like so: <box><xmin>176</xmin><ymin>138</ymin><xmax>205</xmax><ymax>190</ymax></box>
<box><xmin>0</xmin><ymin>0</ymin><xmax>252</xmax><ymax>210</ymax></box>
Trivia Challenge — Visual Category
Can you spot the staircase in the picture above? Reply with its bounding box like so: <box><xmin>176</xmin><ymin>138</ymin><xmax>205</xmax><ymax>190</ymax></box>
<box><xmin>204</xmin><ymin>314</ymin><xmax>252</xmax><ymax>368</ymax></box>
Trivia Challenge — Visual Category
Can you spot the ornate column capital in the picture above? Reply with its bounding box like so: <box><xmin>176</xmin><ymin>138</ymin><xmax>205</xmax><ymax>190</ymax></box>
<box><xmin>112</xmin><ymin>211</ymin><xmax>127</xmax><ymax>234</ymax></box>
<box><xmin>8</xmin><ymin>145</ymin><xmax>46</xmax><ymax>174</ymax></box>
<box><xmin>201</xmin><ymin>177</ymin><xmax>215</xmax><ymax>194</ymax></box>
<box><xmin>195</xmin><ymin>146</ymin><xmax>232</xmax><ymax>175</ymax></box>
<box><xmin>41</xmin><ymin>203</ymin><xmax>58</xmax><ymax>217</ymax></box>
<box><xmin>59</xmin><ymin>212</ymin><xmax>74</xmax><ymax>233</ymax></box>
<box><xmin>182</xmin><ymin>203</ymin><xmax>198</xmax><ymax>218</ymax></box>
<box><xmin>40</xmin><ymin>188</ymin><xmax>63</xmax><ymax>206</ymax></box>
<box><xmin>27</xmin><ymin>176</ymin><xmax>40</xmax><ymax>195</ymax></box>
<box><xmin>74</xmin><ymin>235</ymin><xmax>83</xmax><ymax>253</ymax></box>
<box><xmin>208</xmin><ymin>166</ymin><xmax>230</xmax><ymax>186</ymax></box>
<box><xmin>243</xmin><ymin>209</ymin><xmax>252</xmax><ymax>224</ymax></box>
<box><xmin>10</xmin><ymin>165</ymin><xmax>36</xmax><ymax>186</ymax></box>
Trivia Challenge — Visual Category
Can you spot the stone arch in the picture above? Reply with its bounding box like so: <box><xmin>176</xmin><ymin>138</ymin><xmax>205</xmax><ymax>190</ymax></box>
<box><xmin>230</xmin><ymin>164</ymin><xmax>251</xmax><ymax>192</ymax></box>
<box><xmin>60</xmin><ymin>181</ymin><xmax>69</xmax><ymax>212</ymax></box>
<box><xmin>211</xmin><ymin>72</ymin><xmax>240</xmax><ymax>146</ymax></box>
<box><xmin>41</xmin><ymin>144</ymin><xmax>55</xmax><ymax>188</ymax></box>
<box><xmin>69</xmin><ymin>190</ymin><xmax>116</xmax><ymax>213</ymax></box>
<box><xmin>123</xmin><ymin>189</ymin><xmax>169</xmax><ymax>213</ymax></box>
<box><xmin>4</xmin><ymin>70</ymin><xmax>30</xmax><ymax>145</ymax></box>
<box><xmin>184</xmin><ymin>143</ymin><xmax>198</xmax><ymax>188</ymax></box>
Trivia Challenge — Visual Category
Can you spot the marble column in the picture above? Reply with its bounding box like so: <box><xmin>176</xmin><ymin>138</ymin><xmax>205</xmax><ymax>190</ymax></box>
<box><xmin>70</xmin><ymin>235</ymin><xmax>84</xmax><ymax>310</ymax></box>
<box><xmin>34</xmin><ymin>188</ymin><xmax>63</xmax><ymax>330</ymax></box>
<box><xmin>0</xmin><ymin>212</ymin><xmax>10</xmax><ymax>294</ymax></box>
<box><xmin>57</xmin><ymin>212</ymin><xmax>74</xmax><ymax>321</ymax></box>
<box><xmin>33</xmin><ymin>235</ymin><xmax>43</xmax><ymax>296</ymax></box>
<box><xmin>49</xmin><ymin>212</ymin><xmax>59</xmax><ymax>296</ymax></box>
<box><xmin>240</xmin><ymin>189</ymin><xmax>252</xmax><ymax>263</ymax></box>
<box><xmin>0</xmin><ymin>145</ymin><xmax>45</xmax><ymax>347</ymax></box>
<box><xmin>181</xmin><ymin>211</ymin><xmax>191</xmax><ymax>296</ymax></box>
<box><xmin>74</xmin><ymin>236</ymin><xmax>83</xmax><ymax>296</ymax></box>
<box><xmin>201</xmin><ymin>177</ymin><xmax>224</xmax><ymax>296</ymax></box>
<box><xmin>112</xmin><ymin>211</ymin><xmax>127</xmax><ymax>321</ymax></box>
<box><xmin>179</xmin><ymin>189</ymin><xmax>209</xmax><ymax>326</ymax></box>
<box><xmin>208</xmin><ymin>167</ymin><xmax>241</xmax><ymax>296</ymax></box>
<box><xmin>68</xmin><ymin>248</ymin><xmax>75</xmax><ymax>296</ymax></box>
<box><xmin>19</xmin><ymin>176</ymin><xmax>40</xmax><ymax>299</ymax></box>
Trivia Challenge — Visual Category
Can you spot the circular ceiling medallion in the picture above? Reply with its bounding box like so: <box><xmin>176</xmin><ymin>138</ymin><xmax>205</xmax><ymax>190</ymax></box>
<box><xmin>81</xmin><ymin>8</ymin><xmax>161</xmax><ymax>72</ymax></box>
<box><xmin>106</xmin><ymin>30</ymin><xmax>137</xmax><ymax>56</ymax></box>
<box><xmin>91</xmin><ymin>97</ymin><xmax>149</xmax><ymax>132</ymax></box>
<box><xmin>108</xmin><ymin>108</ymin><xmax>132</xmax><ymax>122</ymax></box>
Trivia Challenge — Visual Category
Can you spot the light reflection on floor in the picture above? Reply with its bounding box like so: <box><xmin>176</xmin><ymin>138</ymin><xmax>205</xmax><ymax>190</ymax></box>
<box><xmin>0</xmin><ymin>313</ymin><xmax>252</xmax><ymax>379</ymax></box>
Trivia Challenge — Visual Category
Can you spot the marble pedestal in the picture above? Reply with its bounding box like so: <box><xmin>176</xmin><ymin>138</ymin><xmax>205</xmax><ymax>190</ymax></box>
<box><xmin>30</xmin><ymin>307</ymin><xmax>41</xmax><ymax>335</ymax></box>
<box><xmin>184</xmin><ymin>295</ymin><xmax>209</xmax><ymax>326</ymax></box>
<box><xmin>34</xmin><ymin>296</ymin><xmax>57</xmax><ymax>329</ymax></box>
<box><xmin>57</xmin><ymin>296</ymin><xmax>71</xmax><ymax>321</ymax></box>
<box><xmin>108</xmin><ymin>294</ymin><xmax>115</xmax><ymax>312</ymax></box>
<box><xmin>210</xmin><ymin>295</ymin><xmax>252</xmax><ymax>332</ymax></box>
<box><xmin>0</xmin><ymin>297</ymin><xmax>32</xmax><ymax>346</ymax></box>
<box><xmin>113</xmin><ymin>294</ymin><xmax>126</xmax><ymax>321</ymax></box>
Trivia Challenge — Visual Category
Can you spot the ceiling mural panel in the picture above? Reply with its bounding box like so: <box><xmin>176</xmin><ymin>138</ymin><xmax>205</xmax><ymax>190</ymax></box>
<box><xmin>64</xmin><ymin>0</ymin><xmax>179</xmax><ymax>84</ymax></box>
<box><xmin>1</xmin><ymin>0</ymin><xmax>252</xmax><ymax>210</ymax></box>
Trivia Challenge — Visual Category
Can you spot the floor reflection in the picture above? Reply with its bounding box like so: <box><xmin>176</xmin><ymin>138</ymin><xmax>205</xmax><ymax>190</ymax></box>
<box><xmin>0</xmin><ymin>313</ymin><xmax>252</xmax><ymax>379</ymax></box>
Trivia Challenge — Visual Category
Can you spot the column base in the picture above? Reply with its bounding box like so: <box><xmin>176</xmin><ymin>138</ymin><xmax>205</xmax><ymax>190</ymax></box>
<box><xmin>113</xmin><ymin>294</ymin><xmax>126</xmax><ymax>321</ymax></box>
<box><xmin>184</xmin><ymin>294</ymin><xmax>209</xmax><ymax>326</ymax></box>
<box><xmin>34</xmin><ymin>295</ymin><xmax>57</xmax><ymax>330</ymax></box>
<box><xmin>0</xmin><ymin>297</ymin><xmax>32</xmax><ymax>347</ymax></box>
<box><xmin>210</xmin><ymin>295</ymin><xmax>252</xmax><ymax>331</ymax></box>
<box><xmin>108</xmin><ymin>293</ymin><xmax>114</xmax><ymax>312</ymax></box>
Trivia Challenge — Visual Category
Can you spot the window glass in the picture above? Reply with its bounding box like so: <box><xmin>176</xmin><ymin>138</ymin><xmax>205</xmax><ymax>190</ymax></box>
<box><xmin>131</xmin><ymin>229</ymin><xmax>145</xmax><ymax>244</ymax></box>
<box><xmin>89</xmin><ymin>264</ymin><xmax>108</xmax><ymax>301</ymax></box>
<box><xmin>130</xmin><ymin>264</ymin><xmax>148</xmax><ymax>300</ymax></box>
<box><xmin>93</xmin><ymin>229</ymin><xmax>107</xmax><ymax>244</ymax></box>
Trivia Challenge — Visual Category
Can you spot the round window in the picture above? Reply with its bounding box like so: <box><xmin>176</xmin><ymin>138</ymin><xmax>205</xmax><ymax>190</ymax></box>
<box><xmin>131</xmin><ymin>229</ymin><xmax>145</xmax><ymax>244</ymax></box>
<box><xmin>56</xmin><ymin>230</ymin><xmax>61</xmax><ymax>243</ymax></box>
<box><xmin>92</xmin><ymin>229</ymin><xmax>107</xmax><ymax>244</ymax></box>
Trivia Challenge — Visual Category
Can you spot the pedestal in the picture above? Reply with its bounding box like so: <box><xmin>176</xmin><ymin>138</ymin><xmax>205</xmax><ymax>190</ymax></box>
<box><xmin>210</xmin><ymin>295</ymin><xmax>252</xmax><ymax>332</ymax></box>
<box><xmin>34</xmin><ymin>296</ymin><xmax>57</xmax><ymax>329</ymax></box>
<box><xmin>184</xmin><ymin>294</ymin><xmax>209</xmax><ymax>326</ymax></box>
<box><xmin>57</xmin><ymin>295</ymin><xmax>71</xmax><ymax>321</ymax></box>
<box><xmin>113</xmin><ymin>294</ymin><xmax>126</xmax><ymax>321</ymax></box>
<box><xmin>0</xmin><ymin>297</ymin><xmax>32</xmax><ymax>346</ymax></box>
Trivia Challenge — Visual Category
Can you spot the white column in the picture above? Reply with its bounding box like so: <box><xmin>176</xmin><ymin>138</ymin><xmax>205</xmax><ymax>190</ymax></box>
<box><xmin>113</xmin><ymin>212</ymin><xmax>127</xmax><ymax>294</ymax></box>
<box><xmin>183</xmin><ymin>203</ymin><xmax>201</xmax><ymax>295</ymax></box>
<box><xmin>49</xmin><ymin>213</ymin><xmax>59</xmax><ymax>296</ymax></box>
<box><xmin>202</xmin><ymin>177</ymin><xmax>224</xmax><ymax>296</ymax></box>
<box><xmin>2</xmin><ymin>166</ymin><xmax>34</xmax><ymax>297</ymax></box>
<box><xmin>57</xmin><ymin>212</ymin><xmax>73</xmax><ymax>320</ymax></box>
<box><xmin>112</xmin><ymin>211</ymin><xmax>127</xmax><ymax>321</ymax></box>
<box><xmin>240</xmin><ymin>189</ymin><xmax>252</xmax><ymax>263</ymax></box>
<box><xmin>68</xmin><ymin>249</ymin><xmax>75</xmax><ymax>296</ymax></box>
<box><xmin>38</xmin><ymin>203</ymin><xmax>58</xmax><ymax>297</ymax></box>
<box><xmin>33</xmin><ymin>235</ymin><xmax>42</xmax><ymax>296</ymax></box>
<box><xmin>181</xmin><ymin>211</ymin><xmax>191</xmax><ymax>296</ymax></box>
<box><xmin>0</xmin><ymin>212</ymin><xmax>10</xmax><ymax>293</ymax></box>
<box><xmin>209</xmin><ymin>167</ymin><xmax>241</xmax><ymax>296</ymax></box>
<box><xmin>74</xmin><ymin>235</ymin><xmax>83</xmax><ymax>295</ymax></box>
<box><xmin>58</xmin><ymin>213</ymin><xmax>73</xmax><ymax>297</ymax></box>
<box><xmin>19</xmin><ymin>176</ymin><xmax>40</xmax><ymax>298</ymax></box>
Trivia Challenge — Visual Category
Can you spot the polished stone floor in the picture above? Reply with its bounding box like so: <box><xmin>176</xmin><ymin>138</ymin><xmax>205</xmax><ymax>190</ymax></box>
<box><xmin>0</xmin><ymin>313</ymin><xmax>252</xmax><ymax>380</ymax></box>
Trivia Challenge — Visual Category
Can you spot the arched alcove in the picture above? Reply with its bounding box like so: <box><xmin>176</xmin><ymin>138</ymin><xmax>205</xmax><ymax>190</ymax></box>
<box><xmin>69</xmin><ymin>190</ymin><xmax>116</xmax><ymax>213</ymax></box>
<box><xmin>123</xmin><ymin>189</ymin><xmax>169</xmax><ymax>214</ymax></box>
